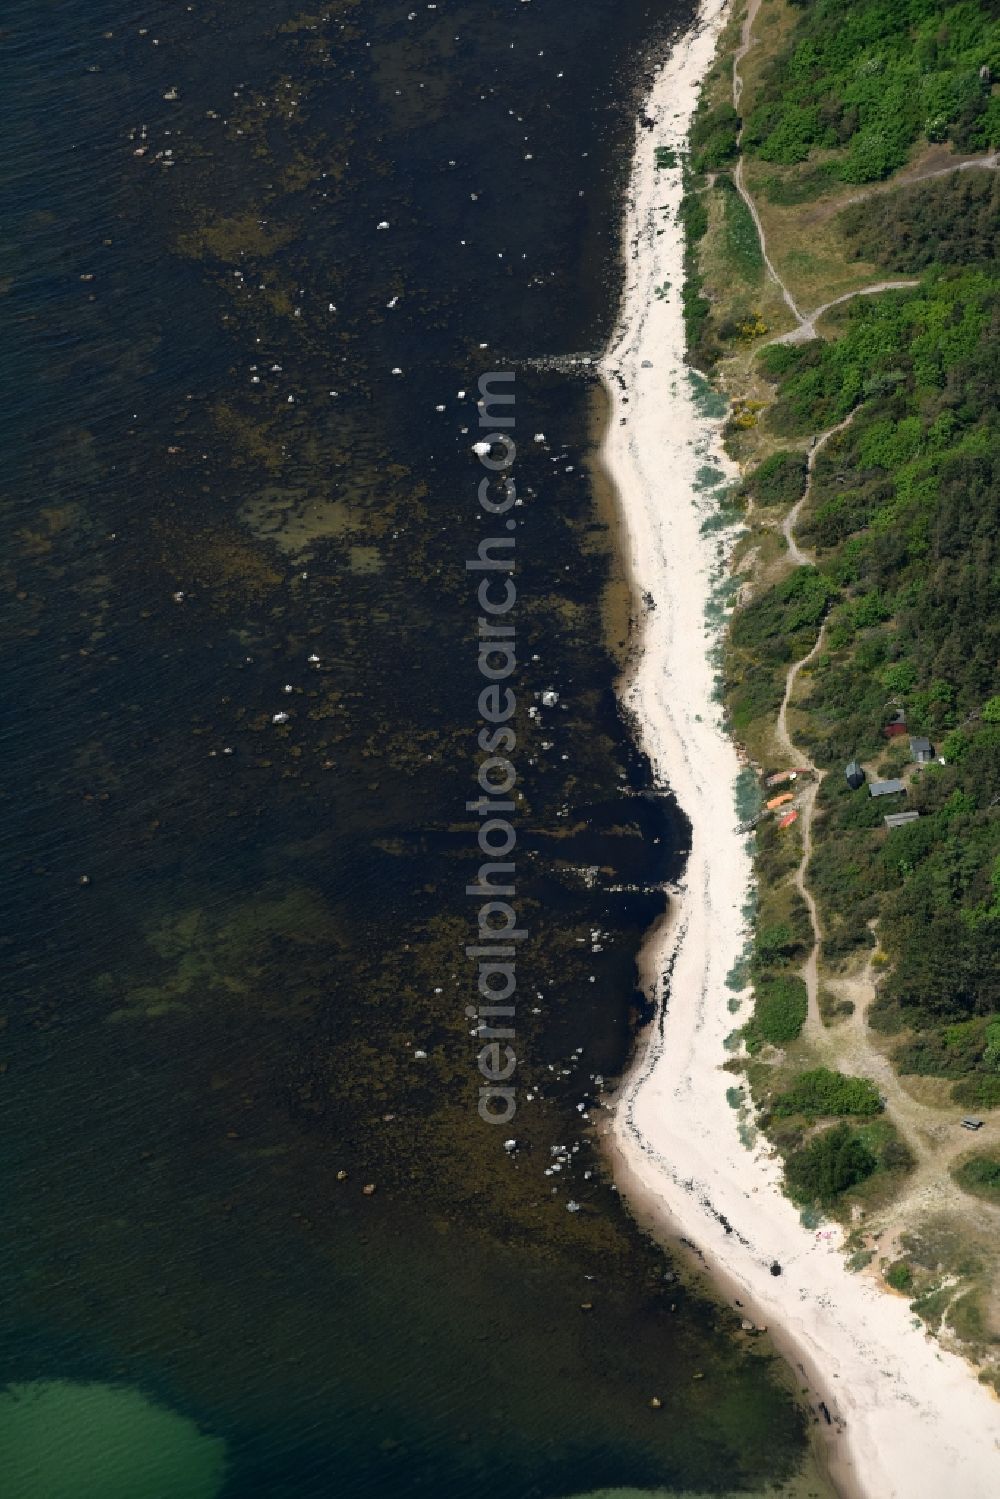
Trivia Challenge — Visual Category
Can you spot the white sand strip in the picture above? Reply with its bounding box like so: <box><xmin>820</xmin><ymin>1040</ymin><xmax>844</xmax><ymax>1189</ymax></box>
<box><xmin>599</xmin><ymin>3</ymin><xmax>1000</xmax><ymax>1495</ymax></box>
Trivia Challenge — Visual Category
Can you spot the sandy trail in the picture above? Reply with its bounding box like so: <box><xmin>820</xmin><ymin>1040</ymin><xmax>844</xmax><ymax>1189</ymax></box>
<box><xmin>772</xmin><ymin>281</ymin><xmax>919</xmax><ymax>345</ymax></box>
<box><xmin>731</xmin><ymin>0</ymin><xmax>968</xmax><ymax>345</ymax></box>
<box><xmin>601</xmin><ymin>4</ymin><xmax>1000</xmax><ymax>1495</ymax></box>
<box><xmin>779</xmin><ymin>412</ymin><xmax>857</xmax><ymax>567</ymax></box>
<box><xmin>774</xmin><ymin>613</ymin><xmax>824</xmax><ymax>1034</ymax></box>
<box><xmin>773</xmin><ymin>413</ymin><xmax>861</xmax><ymax>1031</ymax></box>
<box><xmin>770</xmin><ymin>399</ymin><xmax>1000</xmax><ymax>1190</ymax></box>
<box><xmin>836</xmin><ymin>148</ymin><xmax>1000</xmax><ymax>209</ymax></box>
<box><xmin>732</xmin><ymin>0</ymin><xmax>804</xmax><ymax>325</ymax></box>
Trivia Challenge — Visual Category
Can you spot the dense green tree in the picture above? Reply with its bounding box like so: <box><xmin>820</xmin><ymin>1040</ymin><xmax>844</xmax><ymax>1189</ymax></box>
<box><xmin>742</xmin><ymin>1</ymin><xmax>1000</xmax><ymax>180</ymax></box>
<box><xmin>742</xmin><ymin>269</ymin><xmax>1000</xmax><ymax>1097</ymax></box>
<box><xmin>840</xmin><ymin>170</ymin><xmax>1000</xmax><ymax>271</ymax></box>
<box><xmin>785</xmin><ymin>1123</ymin><xmax>878</xmax><ymax>1204</ymax></box>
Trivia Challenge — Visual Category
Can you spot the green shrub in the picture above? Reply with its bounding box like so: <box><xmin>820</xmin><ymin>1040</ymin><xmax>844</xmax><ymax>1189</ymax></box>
<box><xmin>952</xmin><ymin>1153</ymin><xmax>1000</xmax><ymax>1201</ymax></box>
<box><xmin>679</xmin><ymin>180</ymin><xmax>715</xmax><ymax>366</ymax></box>
<box><xmin>894</xmin><ymin>1017</ymin><xmax>993</xmax><ymax>1080</ymax></box>
<box><xmin>953</xmin><ymin>1074</ymin><xmax>1000</xmax><ymax>1110</ymax></box>
<box><xmin>756</xmin><ymin>340</ymin><xmax>818</xmax><ymax>381</ymax></box>
<box><xmin>691</xmin><ymin>103</ymin><xmax>740</xmax><ymax>172</ymax></box>
<box><xmin>741</xmin><ymin>0</ymin><xmax>1000</xmax><ymax>178</ymax></box>
<box><xmin>839</xmin><ymin>173</ymin><xmax>1000</xmax><ymax>273</ymax></box>
<box><xmin>730</xmin><ymin>567</ymin><xmax>834</xmax><ymax>659</ymax></box>
<box><xmin>753</xmin><ymin>921</ymin><xmax>797</xmax><ymax>969</ymax></box>
<box><xmin>727</xmin><ymin>663</ymin><xmax>786</xmax><ymax>738</ymax></box>
<box><xmin>772</xmin><ymin>1067</ymin><xmax>882</xmax><ymax>1119</ymax></box>
<box><xmin>718</xmin><ymin>179</ymin><xmax>764</xmax><ymax>279</ymax></box>
<box><xmin>885</xmin><ymin>1259</ymin><xmax>913</xmax><ymax>1292</ymax></box>
<box><xmin>741</xmin><ymin>449</ymin><xmax>807</xmax><ymax>510</ymax></box>
<box><xmin>785</xmin><ymin>1123</ymin><xmax>877</xmax><ymax>1206</ymax></box>
<box><xmin>753</xmin><ymin>103</ymin><xmax>828</xmax><ymax>166</ymax></box>
<box><xmin>746</xmin><ymin>976</ymin><xmax>808</xmax><ymax>1048</ymax></box>
<box><xmin>840</xmin><ymin>122</ymin><xmax>913</xmax><ymax>184</ymax></box>
<box><xmin>820</xmin><ymin>990</ymin><xmax>856</xmax><ymax>1024</ymax></box>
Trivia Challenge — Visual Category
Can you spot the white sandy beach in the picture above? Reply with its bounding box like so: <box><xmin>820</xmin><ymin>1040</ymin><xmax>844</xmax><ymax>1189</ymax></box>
<box><xmin>599</xmin><ymin>3</ymin><xmax>1000</xmax><ymax>1496</ymax></box>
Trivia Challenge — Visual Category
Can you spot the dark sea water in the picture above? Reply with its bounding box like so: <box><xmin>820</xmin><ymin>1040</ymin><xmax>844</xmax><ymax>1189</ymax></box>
<box><xmin>0</xmin><ymin>2</ymin><xmax>824</xmax><ymax>1496</ymax></box>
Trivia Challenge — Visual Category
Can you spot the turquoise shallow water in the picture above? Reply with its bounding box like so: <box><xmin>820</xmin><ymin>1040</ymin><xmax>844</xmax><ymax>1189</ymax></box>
<box><xmin>0</xmin><ymin>1383</ymin><xmax>227</xmax><ymax>1499</ymax></box>
<box><xmin>0</xmin><ymin>1</ymin><xmax>829</xmax><ymax>1495</ymax></box>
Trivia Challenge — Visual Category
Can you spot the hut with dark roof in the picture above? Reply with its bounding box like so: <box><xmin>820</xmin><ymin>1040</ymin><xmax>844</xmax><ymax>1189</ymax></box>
<box><xmin>845</xmin><ymin>760</ymin><xmax>865</xmax><ymax>791</ymax></box>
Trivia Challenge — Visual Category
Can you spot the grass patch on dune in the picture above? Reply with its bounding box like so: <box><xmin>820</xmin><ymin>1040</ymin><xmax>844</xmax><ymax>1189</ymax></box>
<box><xmin>720</xmin><ymin>178</ymin><xmax>764</xmax><ymax>280</ymax></box>
<box><xmin>770</xmin><ymin>1067</ymin><xmax>882</xmax><ymax>1120</ymax></box>
<box><xmin>952</xmin><ymin>1152</ymin><xmax>1000</xmax><ymax>1203</ymax></box>
<box><xmin>744</xmin><ymin>975</ymin><xmax>808</xmax><ymax>1050</ymax></box>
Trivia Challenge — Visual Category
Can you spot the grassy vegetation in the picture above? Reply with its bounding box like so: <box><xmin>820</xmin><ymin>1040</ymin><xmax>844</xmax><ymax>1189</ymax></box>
<box><xmin>739</xmin><ymin>448</ymin><xmax>808</xmax><ymax>510</ymax></box>
<box><xmin>719</xmin><ymin>177</ymin><xmax>765</xmax><ymax>279</ymax></box>
<box><xmin>885</xmin><ymin>1258</ymin><xmax>914</xmax><ymax>1292</ymax></box>
<box><xmin>839</xmin><ymin>170</ymin><xmax>1000</xmax><ymax>271</ymax></box>
<box><xmin>684</xmin><ymin>4</ymin><xmax>999</xmax><ymax>1296</ymax></box>
<box><xmin>744</xmin><ymin>267</ymin><xmax>1000</xmax><ymax>1099</ymax></box>
<box><xmin>785</xmin><ymin>1122</ymin><xmax>877</xmax><ymax>1206</ymax></box>
<box><xmin>731</xmin><ymin>566</ymin><xmax>834</xmax><ymax>656</ymax></box>
<box><xmin>690</xmin><ymin>101</ymin><xmax>741</xmax><ymax>174</ymax></box>
<box><xmin>770</xmin><ymin>1067</ymin><xmax>883</xmax><ymax>1118</ymax></box>
<box><xmin>745</xmin><ymin>975</ymin><xmax>809</xmax><ymax>1050</ymax></box>
<box><xmin>949</xmin><ymin>1289</ymin><xmax>989</xmax><ymax>1343</ymax></box>
<box><xmin>952</xmin><ymin>1152</ymin><xmax>1000</xmax><ymax>1201</ymax></box>
<box><xmin>743</xmin><ymin>1</ymin><xmax>1000</xmax><ymax>183</ymax></box>
<box><xmin>679</xmin><ymin>176</ymin><xmax>714</xmax><ymax>367</ymax></box>
<box><xmin>756</xmin><ymin>161</ymin><xmax>842</xmax><ymax>205</ymax></box>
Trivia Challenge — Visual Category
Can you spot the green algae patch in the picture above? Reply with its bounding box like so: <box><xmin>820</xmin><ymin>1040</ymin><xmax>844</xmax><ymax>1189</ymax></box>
<box><xmin>177</xmin><ymin>212</ymin><xmax>297</xmax><ymax>264</ymax></box>
<box><xmin>103</xmin><ymin>887</ymin><xmax>341</xmax><ymax>1021</ymax></box>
